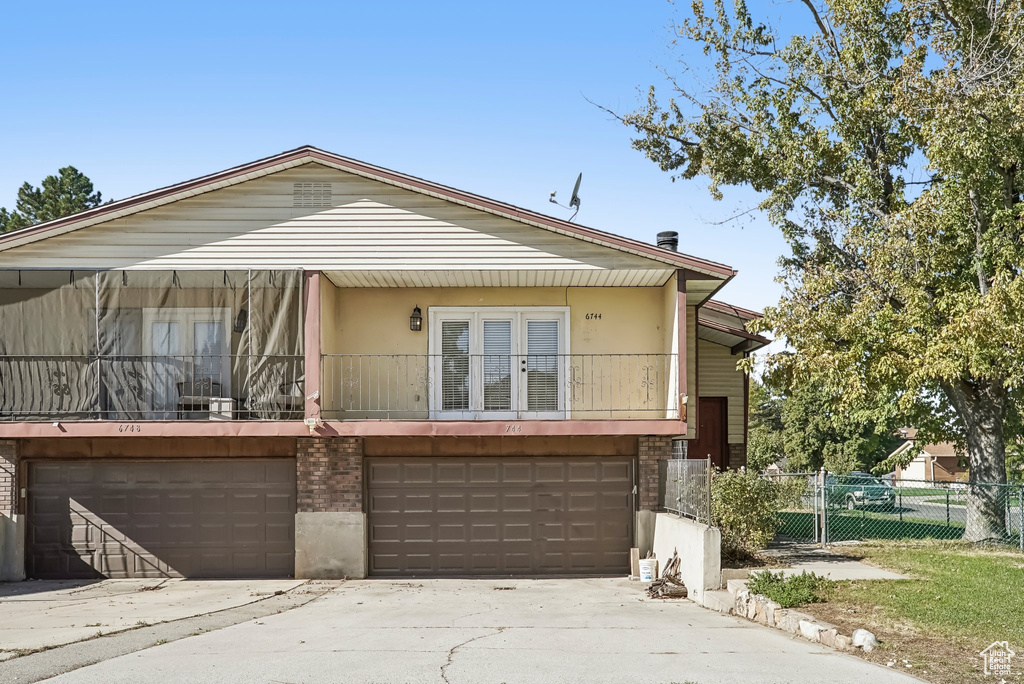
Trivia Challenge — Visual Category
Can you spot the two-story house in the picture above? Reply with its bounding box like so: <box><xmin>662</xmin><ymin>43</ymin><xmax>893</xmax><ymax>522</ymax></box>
<box><xmin>0</xmin><ymin>146</ymin><xmax>768</xmax><ymax>581</ymax></box>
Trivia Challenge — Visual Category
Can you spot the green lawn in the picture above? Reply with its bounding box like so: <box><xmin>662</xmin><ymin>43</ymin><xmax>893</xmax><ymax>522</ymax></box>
<box><xmin>799</xmin><ymin>541</ymin><xmax>1024</xmax><ymax>684</ymax></box>
<box><xmin>832</xmin><ymin>541</ymin><xmax>1024</xmax><ymax>647</ymax></box>
<box><xmin>777</xmin><ymin>510</ymin><xmax>964</xmax><ymax>543</ymax></box>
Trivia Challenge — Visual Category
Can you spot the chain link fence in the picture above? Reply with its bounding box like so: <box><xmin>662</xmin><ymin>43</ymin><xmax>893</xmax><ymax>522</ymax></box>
<box><xmin>664</xmin><ymin>458</ymin><xmax>712</xmax><ymax>524</ymax></box>
<box><xmin>768</xmin><ymin>471</ymin><xmax>1024</xmax><ymax>550</ymax></box>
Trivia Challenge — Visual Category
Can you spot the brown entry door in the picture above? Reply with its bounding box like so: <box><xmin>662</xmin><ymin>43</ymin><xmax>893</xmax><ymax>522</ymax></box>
<box><xmin>692</xmin><ymin>397</ymin><xmax>728</xmax><ymax>469</ymax></box>
<box><xmin>366</xmin><ymin>456</ymin><xmax>633</xmax><ymax>576</ymax></box>
<box><xmin>27</xmin><ymin>459</ymin><xmax>296</xmax><ymax>579</ymax></box>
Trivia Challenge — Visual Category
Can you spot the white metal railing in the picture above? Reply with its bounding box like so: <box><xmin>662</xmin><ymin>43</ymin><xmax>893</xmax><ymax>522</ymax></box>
<box><xmin>321</xmin><ymin>353</ymin><xmax>678</xmax><ymax>420</ymax></box>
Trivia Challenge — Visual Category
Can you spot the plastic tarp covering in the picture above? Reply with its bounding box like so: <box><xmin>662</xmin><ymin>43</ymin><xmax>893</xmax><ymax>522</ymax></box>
<box><xmin>0</xmin><ymin>270</ymin><xmax>303</xmax><ymax>421</ymax></box>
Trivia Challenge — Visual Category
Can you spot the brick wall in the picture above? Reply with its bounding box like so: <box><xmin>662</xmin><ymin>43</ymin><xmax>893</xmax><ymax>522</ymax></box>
<box><xmin>729</xmin><ymin>443</ymin><xmax>747</xmax><ymax>470</ymax></box>
<box><xmin>0</xmin><ymin>440</ymin><xmax>16</xmax><ymax>516</ymax></box>
<box><xmin>638</xmin><ymin>436</ymin><xmax>673</xmax><ymax>510</ymax></box>
<box><xmin>296</xmin><ymin>437</ymin><xmax>363</xmax><ymax>513</ymax></box>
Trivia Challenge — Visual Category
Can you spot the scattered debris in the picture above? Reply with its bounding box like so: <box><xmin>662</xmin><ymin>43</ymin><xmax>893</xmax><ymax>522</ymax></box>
<box><xmin>646</xmin><ymin>550</ymin><xmax>688</xmax><ymax>599</ymax></box>
<box><xmin>492</xmin><ymin>586</ymin><xmax>516</xmax><ymax>591</ymax></box>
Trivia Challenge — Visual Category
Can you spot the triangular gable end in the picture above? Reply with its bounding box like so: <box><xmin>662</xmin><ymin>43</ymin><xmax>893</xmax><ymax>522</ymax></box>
<box><xmin>0</xmin><ymin>147</ymin><xmax>735</xmax><ymax>289</ymax></box>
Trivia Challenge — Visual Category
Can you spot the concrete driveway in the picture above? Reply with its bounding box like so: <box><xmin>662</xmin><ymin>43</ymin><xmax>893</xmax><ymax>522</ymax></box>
<box><xmin>22</xmin><ymin>578</ymin><xmax>922</xmax><ymax>684</ymax></box>
<box><xmin>0</xmin><ymin>578</ymin><xmax>305</xmax><ymax>658</ymax></box>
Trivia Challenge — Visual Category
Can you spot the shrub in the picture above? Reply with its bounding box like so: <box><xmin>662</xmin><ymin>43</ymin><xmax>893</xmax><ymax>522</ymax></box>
<box><xmin>711</xmin><ymin>469</ymin><xmax>784</xmax><ymax>560</ymax></box>
<box><xmin>746</xmin><ymin>570</ymin><xmax>835</xmax><ymax>608</ymax></box>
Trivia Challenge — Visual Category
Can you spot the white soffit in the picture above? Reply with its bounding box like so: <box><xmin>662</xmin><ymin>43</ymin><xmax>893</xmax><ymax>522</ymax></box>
<box><xmin>323</xmin><ymin>269</ymin><xmax>674</xmax><ymax>288</ymax></box>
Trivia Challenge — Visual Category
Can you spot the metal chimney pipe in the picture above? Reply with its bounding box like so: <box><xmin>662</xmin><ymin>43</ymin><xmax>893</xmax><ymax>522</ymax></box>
<box><xmin>657</xmin><ymin>231</ymin><xmax>679</xmax><ymax>251</ymax></box>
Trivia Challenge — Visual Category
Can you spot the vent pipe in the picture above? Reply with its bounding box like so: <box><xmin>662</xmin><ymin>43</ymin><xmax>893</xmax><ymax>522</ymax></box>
<box><xmin>657</xmin><ymin>231</ymin><xmax>679</xmax><ymax>252</ymax></box>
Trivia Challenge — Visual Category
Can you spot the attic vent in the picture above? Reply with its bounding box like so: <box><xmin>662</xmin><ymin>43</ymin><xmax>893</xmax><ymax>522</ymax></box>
<box><xmin>293</xmin><ymin>182</ymin><xmax>333</xmax><ymax>208</ymax></box>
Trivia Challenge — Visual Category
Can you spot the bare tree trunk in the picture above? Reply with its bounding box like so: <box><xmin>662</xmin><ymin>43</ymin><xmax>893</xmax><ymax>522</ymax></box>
<box><xmin>943</xmin><ymin>380</ymin><xmax>1008</xmax><ymax>542</ymax></box>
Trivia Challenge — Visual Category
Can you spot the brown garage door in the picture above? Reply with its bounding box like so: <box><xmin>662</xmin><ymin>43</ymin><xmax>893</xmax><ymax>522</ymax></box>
<box><xmin>27</xmin><ymin>459</ymin><xmax>295</xmax><ymax>579</ymax></box>
<box><xmin>367</xmin><ymin>456</ymin><xmax>633</xmax><ymax>576</ymax></box>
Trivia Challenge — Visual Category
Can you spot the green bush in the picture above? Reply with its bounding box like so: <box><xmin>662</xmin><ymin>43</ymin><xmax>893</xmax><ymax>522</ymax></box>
<box><xmin>711</xmin><ymin>469</ymin><xmax>784</xmax><ymax>560</ymax></box>
<box><xmin>746</xmin><ymin>570</ymin><xmax>835</xmax><ymax>608</ymax></box>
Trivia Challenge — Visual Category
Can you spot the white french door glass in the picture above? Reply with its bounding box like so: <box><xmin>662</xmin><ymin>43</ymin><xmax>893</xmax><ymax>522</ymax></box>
<box><xmin>523</xmin><ymin>318</ymin><xmax>561</xmax><ymax>414</ymax></box>
<box><xmin>193</xmin><ymin>321</ymin><xmax>226</xmax><ymax>383</ymax></box>
<box><xmin>143</xmin><ymin>308</ymin><xmax>231</xmax><ymax>417</ymax></box>
<box><xmin>430</xmin><ymin>308</ymin><xmax>566</xmax><ymax>418</ymax></box>
<box><xmin>440</xmin><ymin>320</ymin><xmax>470</xmax><ymax>412</ymax></box>
<box><xmin>150</xmin><ymin>321</ymin><xmax>180</xmax><ymax>419</ymax></box>
<box><xmin>482</xmin><ymin>319</ymin><xmax>514</xmax><ymax>412</ymax></box>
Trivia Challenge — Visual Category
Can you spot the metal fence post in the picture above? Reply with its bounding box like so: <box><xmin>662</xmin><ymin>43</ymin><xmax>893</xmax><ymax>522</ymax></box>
<box><xmin>899</xmin><ymin>486</ymin><xmax>903</xmax><ymax>523</ymax></box>
<box><xmin>819</xmin><ymin>467</ymin><xmax>828</xmax><ymax>547</ymax></box>
<box><xmin>946</xmin><ymin>489</ymin><xmax>950</xmax><ymax>528</ymax></box>
<box><xmin>1019</xmin><ymin>487</ymin><xmax>1023</xmax><ymax>553</ymax></box>
<box><xmin>706</xmin><ymin>457</ymin><xmax>712</xmax><ymax>525</ymax></box>
<box><xmin>812</xmin><ymin>474</ymin><xmax>819</xmax><ymax>544</ymax></box>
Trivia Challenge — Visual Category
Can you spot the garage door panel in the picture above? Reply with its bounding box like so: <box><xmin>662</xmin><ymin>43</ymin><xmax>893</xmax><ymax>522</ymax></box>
<box><xmin>501</xmin><ymin>463</ymin><xmax>532</xmax><ymax>483</ymax></box>
<box><xmin>367</xmin><ymin>456</ymin><xmax>633</xmax><ymax>577</ymax></box>
<box><xmin>27</xmin><ymin>459</ymin><xmax>295</xmax><ymax>579</ymax></box>
<box><xmin>601</xmin><ymin>462</ymin><xmax>631</xmax><ymax>481</ymax></box>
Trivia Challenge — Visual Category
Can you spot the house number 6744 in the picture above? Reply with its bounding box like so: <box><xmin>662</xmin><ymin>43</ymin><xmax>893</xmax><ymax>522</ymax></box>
<box><xmin>585</xmin><ymin>313</ymin><xmax>602</xmax><ymax>320</ymax></box>
<box><xmin>505</xmin><ymin>424</ymin><xmax>522</xmax><ymax>433</ymax></box>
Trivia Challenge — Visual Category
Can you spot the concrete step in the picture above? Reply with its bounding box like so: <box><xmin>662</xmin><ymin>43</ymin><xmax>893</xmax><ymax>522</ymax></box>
<box><xmin>699</xmin><ymin>589</ymin><xmax>733</xmax><ymax>613</ymax></box>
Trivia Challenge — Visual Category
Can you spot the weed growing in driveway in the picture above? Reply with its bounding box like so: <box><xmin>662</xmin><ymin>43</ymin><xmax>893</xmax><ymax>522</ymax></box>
<box><xmin>746</xmin><ymin>570</ymin><xmax>835</xmax><ymax>608</ymax></box>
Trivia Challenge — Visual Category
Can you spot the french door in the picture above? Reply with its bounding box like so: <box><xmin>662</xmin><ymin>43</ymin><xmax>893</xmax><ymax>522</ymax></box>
<box><xmin>429</xmin><ymin>307</ymin><xmax>568</xmax><ymax>419</ymax></box>
<box><xmin>142</xmin><ymin>308</ymin><xmax>231</xmax><ymax>417</ymax></box>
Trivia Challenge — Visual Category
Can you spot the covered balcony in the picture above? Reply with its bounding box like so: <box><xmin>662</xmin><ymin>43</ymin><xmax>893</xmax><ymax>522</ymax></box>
<box><xmin>320</xmin><ymin>352</ymin><xmax>678</xmax><ymax>421</ymax></box>
<box><xmin>0</xmin><ymin>270</ymin><xmax>304</xmax><ymax>422</ymax></box>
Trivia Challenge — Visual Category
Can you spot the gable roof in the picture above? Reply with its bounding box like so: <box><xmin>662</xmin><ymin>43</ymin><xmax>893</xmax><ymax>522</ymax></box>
<box><xmin>0</xmin><ymin>146</ymin><xmax>736</xmax><ymax>279</ymax></box>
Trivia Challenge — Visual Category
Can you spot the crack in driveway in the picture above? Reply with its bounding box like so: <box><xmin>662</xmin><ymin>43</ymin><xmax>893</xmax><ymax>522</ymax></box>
<box><xmin>440</xmin><ymin>627</ymin><xmax>506</xmax><ymax>684</ymax></box>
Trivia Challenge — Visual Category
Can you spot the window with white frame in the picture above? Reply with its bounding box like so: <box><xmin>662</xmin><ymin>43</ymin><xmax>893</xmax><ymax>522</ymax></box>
<box><xmin>428</xmin><ymin>307</ymin><xmax>569</xmax><ymax>418</ymax></box>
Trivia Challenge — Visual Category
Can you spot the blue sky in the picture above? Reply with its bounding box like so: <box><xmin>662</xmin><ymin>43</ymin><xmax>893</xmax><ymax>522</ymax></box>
<box><xmin>0</xmin><ymin>0</ymin><xmax>789</xmax><ymax>313</ymax></box>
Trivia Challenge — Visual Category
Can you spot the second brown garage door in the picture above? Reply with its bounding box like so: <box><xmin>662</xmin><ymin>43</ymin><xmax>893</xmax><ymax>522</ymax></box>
<box><xmin>366</xmin><ymin>456</ymin><xmax>633</xmax><ymax>576</ymax></box>
<box><xmin>27</xmin><ymin>459</ymin><xmax>296</xmax><ymax>579</ymax></box>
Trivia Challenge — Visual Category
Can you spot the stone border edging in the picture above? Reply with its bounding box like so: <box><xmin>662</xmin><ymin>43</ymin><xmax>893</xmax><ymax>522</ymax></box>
<box><xmin>713</xmin><ymin>579</ymin><xmax>863</xmax><ymax>651</ymax></box>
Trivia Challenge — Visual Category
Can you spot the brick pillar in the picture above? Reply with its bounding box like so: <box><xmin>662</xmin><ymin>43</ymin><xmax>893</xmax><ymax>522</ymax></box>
<box><xmin>296</xmin><ymin>437</ymin><xmax>363</xmax><ymax>513</ymax></box>
<box><xmin>638</xmin><ymin>436</ymin><xmax>673</xmax><ymax>511</ymax></box>
<box><xmin>729</xmin><ymin>443</ymin><xmax>747</xmax><ymax>470</ymax></box>
<box><xmin>0</xmin><ymin>440</ymin><xmax>17</xmax><ymax>516</ymax></box>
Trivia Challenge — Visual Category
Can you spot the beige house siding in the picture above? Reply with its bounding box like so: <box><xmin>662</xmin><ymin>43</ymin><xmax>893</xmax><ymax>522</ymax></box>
<box><xmin>319</xmin><ymin>285</ymin><xmax>675</xmax><ymax>419</ymax></box>
<box><xmin>0</xmin><ymin>164</ymin><xmax>671</xmax><ymax>287</ymax></box>
<box><xmin>696</xmin><ymin>339</ymin><xmax>745</xmax><ymax>444</ymax></box>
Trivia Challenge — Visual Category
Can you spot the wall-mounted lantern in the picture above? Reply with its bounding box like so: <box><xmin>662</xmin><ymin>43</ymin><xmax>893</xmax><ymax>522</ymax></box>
<box><xmin>410</xmin><ymin>306</ymin><xmax>423</xmax><ymax>332</ymax></box>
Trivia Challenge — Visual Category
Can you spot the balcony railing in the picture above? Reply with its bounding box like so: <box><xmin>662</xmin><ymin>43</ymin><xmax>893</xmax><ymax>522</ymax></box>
<box><xmin>321</xmin><ymin>353</ymin><xmax>678</xmax><ymax>420</ymax></box>
<box><xmin>0</xmin><ymin>355</ymin><xmax>304</xmax><ymax>421</ymax></box>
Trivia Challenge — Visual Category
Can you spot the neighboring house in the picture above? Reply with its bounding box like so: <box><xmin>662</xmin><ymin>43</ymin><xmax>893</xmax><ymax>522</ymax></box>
<box><xmin>888</xmin><ymin>438</ymin><xmax>967</xmax><ymax>483</ymax></box>
<box><xmin>0</xmin><ymin>146</ymin><xmax>768</xmax><ymax>581</ymax></box>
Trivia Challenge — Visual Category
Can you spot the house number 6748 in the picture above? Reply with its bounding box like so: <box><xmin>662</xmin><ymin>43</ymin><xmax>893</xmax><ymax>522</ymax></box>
<box><xmin>118</xmin><ymin>424</ymin><xmax>141</xmax><ymax>433</ymax></box>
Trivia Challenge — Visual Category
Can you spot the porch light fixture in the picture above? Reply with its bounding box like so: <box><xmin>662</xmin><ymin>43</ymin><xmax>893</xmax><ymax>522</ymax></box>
<box><xmin>409</xmin><ymin>306</ymin><xmax>423</xmax><ymax>332</ymax></box>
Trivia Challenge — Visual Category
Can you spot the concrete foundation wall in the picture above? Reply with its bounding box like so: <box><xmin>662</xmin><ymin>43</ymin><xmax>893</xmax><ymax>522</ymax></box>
<box><xmin>652</xmin><ymin>513</ymin><xmax>721</xmax><ymax>602</ymax></box>
<box><xmin>0</xmin><ymin>514</ymin><xmax>25</xmax><ymax>581</ymax></box>
<box><xmin>295</xmin><ymin>511</ymin><xmax>366</xmax><ymax>579</ymax></box>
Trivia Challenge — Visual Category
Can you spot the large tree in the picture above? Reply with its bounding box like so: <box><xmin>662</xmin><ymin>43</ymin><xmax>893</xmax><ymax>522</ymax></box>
<box><xmin>620</xmin><ymin>0</ymin><xmax>1024</xmax><ymax>541</ymax></box>
<box><xmin>0</xmin><ymin>166</ymin><xmax>103</xmax><ymax>233</ymax></box>
<box><xmin>748</xmin><ymin>374</ymin><xmax>902</xmax><ymax>473</ymax></box>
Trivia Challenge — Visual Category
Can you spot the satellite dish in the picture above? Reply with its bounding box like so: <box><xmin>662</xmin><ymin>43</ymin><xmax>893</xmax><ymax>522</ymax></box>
<box><xmin>569</xmin><ymin>173</ymin><xmax>582</xmax><ymax>210</ymax></box>
<box><xmin>546</xmin><ymin>172</ymin><xmax>583</xmax><ymax>221</ymax></box>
